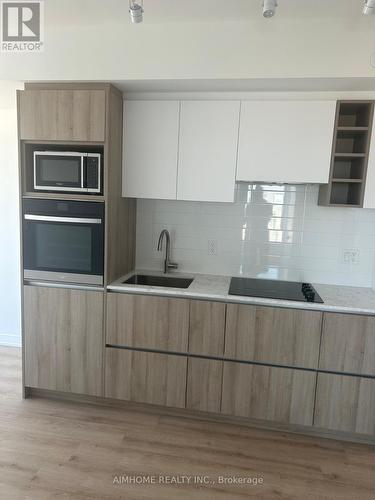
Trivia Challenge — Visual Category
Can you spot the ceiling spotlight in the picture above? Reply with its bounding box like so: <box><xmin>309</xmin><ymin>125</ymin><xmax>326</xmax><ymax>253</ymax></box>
<box><xmin>263</xmin><ymin>0</ymin><xmax>278</xmax><ymax>18</ymax></box>
<box><xmin>129</xmin><ymin>0</ymin><xmax>143</xmax><ymax>23</ymax></box>
<box><xmin>363</xmin><ymin>0</ymin><xmax>375</xmax><ymax>15</ymax></box>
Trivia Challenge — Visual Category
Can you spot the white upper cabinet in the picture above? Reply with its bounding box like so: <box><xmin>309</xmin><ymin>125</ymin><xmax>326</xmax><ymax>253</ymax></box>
<box><xmin>177</xmin><ymin>101</ymin><xmax>240</xmax><ymax>202</ymax></box>
<box><xmin>236</xmin><ymin>101</ymin><xmax>337</xmax><ymax>184</ymax></box>
<box><xmin>363</xmin><ymin>113</ymin><xmax>375</xmax><ymax>209</ymax></box>
<box><xmin>122</xmin><ymin>100</ymin><xmax>179</xmax><ymax>200</ymax></box>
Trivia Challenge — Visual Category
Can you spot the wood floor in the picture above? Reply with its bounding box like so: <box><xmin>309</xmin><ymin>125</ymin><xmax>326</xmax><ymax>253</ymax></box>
<box><xmin>1</xmin><ymin>347</ymin><xmax>375</xmax><ymax>500</ymax></box>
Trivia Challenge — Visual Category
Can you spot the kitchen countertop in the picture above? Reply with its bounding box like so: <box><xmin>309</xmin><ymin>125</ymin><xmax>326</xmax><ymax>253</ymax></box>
<box><xmin>108</xmin><ymin>270</ymin><xmax>375</xmax><ymax>316</ymax></box>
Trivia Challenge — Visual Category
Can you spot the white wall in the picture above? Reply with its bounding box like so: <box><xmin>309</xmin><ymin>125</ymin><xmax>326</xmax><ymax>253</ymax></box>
<box><xmin>0</xmin><ymin>0</ymin><xmax>375</xmax><ymax>82</ymax></box>
<box><xmin>0</xmin><ymin>82</ymin><xmax>23</xmax><ymax>346</ymax></box>
<box><xmin>136</xmin><ymin>183</ymin><xmax>375</xmax><ymax>288</ymax></box>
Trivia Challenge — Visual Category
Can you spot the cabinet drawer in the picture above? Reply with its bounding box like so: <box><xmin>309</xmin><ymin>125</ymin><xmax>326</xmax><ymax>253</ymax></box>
<box><xmin>188</xmin><ymin>300</ymin><xmax>226</xmax><ymax>357</ymax></box>
<box><xmin>106</xmin><ymin>293</ymin><xmax>189</xmax><ymax>352</ymax></box>
<box><xmin>314</xmin><ymin>373</ymin><xmax>375</xmax><ymax>435</ymax></box>
<box><xmin>186</xmin><ymin>358</ymin><xmax>223</xmax><ymax>413</ymax></box>
<box><xmin>19</xmin><ymin>89</ymin><xmax>106</xmax><ymax>141</ymax></box>
<box><xmin>320</xmin><ymin>313</ymin><xmax>375</xmax><ymax>375</ymax></box>
<box><xmin>105</xmin><ymin>348</ymin><xmax>187</xmax><ymax>408</ymax></box>
<box><xmin>225</xmin><ymin>304</ymin><xmax>322</xmax><ymax>368</ymax></box>
<box><xmin>221</xmin><ymin>362</ymin><xmax>316</xmax><ymax>426</ymax></box>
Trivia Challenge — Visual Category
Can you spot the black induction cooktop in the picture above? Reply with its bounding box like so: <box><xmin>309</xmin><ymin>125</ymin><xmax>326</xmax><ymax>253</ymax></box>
<box><xmin>229</xmin><ymin>277</ymin><xmax>324</xmax><ymax>303</ymax></box>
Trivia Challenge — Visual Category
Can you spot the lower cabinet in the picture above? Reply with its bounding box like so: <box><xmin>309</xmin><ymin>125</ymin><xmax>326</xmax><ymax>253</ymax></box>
<box><xmin>314</xmin><ymin>373</ymin><xmax>375</xmax><ymax>435</ymax></box>
<box><xmin>24</xmin><ymin>285</ymin><xmax>104</xmax><ymax>396</ymax></box>
<box><xmin>221</xmin><ymin>362</ymin><xmax>316</xmax><ymax>426</ymax></box>
<box><xmin>105</xmin><ymin>348</ymin><xmax>187</xmax><ymax>408</ymax></box>
<box><xmin>186</xmin><ymin>358</ymin><xmax>223</xmax><ymax>413</ymax></box>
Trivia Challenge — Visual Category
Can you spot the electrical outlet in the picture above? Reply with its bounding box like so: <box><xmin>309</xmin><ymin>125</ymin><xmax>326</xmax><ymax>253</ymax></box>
<box><xmin>342</xmin><ymin>249</ymin><xmax>360</xmax><ymax>265</ymax></box>
<box><xmin>208</xmin><ymin>239</ymin><xmax>218</xmax><ymax>256</ymax></box>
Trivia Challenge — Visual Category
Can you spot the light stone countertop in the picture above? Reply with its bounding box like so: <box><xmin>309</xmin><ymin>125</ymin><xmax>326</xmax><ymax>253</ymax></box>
<box><xmin>108</xmin><ymin>270</ymin><xmax>375</xmax><ymax>316</ymax></box>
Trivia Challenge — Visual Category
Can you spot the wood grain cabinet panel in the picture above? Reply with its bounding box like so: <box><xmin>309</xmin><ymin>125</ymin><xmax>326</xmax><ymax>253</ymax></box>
<box><xmin>320</xmin><ymin>313</ymin><xmax>375</xmax><ymax>375</ymax></box>
<box><xmin>19</xmin><ymin>89</ymin><xmax>106</xmax><ymax>141</ymax></box>
<box><xmin>105</xmin><ymin>348</ymin><xmax>187</xmax><ymax>408</ymax></box>
<box><xmin>314</xmin><ymin>373</ymin><xmax>375</xmax><ymax>435</ymax></box>
<box><xmin>24</xmin><ymin>285</ymin><xmax>104</xmax><ymax>396</ymax></box>
<box><xmin>106</xmin><ymin>293</ymin><xmax>189</xmax><ymax>352</ymax></box>
<box><xmin>225</xmin><ymin>304</ymin><xmax>322</xmax><ymax>368</ymax></box>
<box><xmin>186</xmin><ymin>358</ymin><xmax>223</xmax><ymax>413</ymax></box>
<box><xmin>221</xmin><ymin>362</ymin><xmax>316</xmax><ymax>426</ymax></box>
<box><xmin>188</xmin><ymin>300</ymin><xmax>226</xmax><ymax>357</ymax></box>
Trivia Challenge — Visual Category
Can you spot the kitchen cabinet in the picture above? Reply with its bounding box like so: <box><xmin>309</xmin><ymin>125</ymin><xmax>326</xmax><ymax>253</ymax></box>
<box><xmin>177</xmin><ymin>100</ymin><xmax>240</xmax><ymax>202</ymax></box>
<box><xmin>122</xmin><ymin>100</ymin><xmax>180</xmax><ymax>200</ymax></box>
<box><xmin>186</xmin><ymin>358</ymin><xmax>223</xmax><ymax>413</ymax></box>
<box><xmin>106</xmin><ymin>293</ymin><xmax>189</xmax><ymax>352</ymax></box>
<box><xmin>364</xmin><ymin>110</ymin><xmax>375</xmax><ymax>209</ymax></box>
<box><xmin>314</xmin><ymin>373</ymin><xmax>375</xmax><ymax>435</ymax></box>
<box><xmin>188</xmin><ymin>300</ymin><xmax>226</xmax><ymax>357</ymax></box>
<box><xmin>221</xmin><ymin>362</ymin><xmax>316</xmax><ymax>426</ymax></box>
<box><xmin>105</xmin><ymin>348</ymin><xmax>187</xmax><ymax>408</ymax></box>
<box><xmin>24</xmin><ymin>285</ymin><xmax>104</xmax><ymax>396</ymax></box>
<box><xmin>225</xmin><ymin>304</ymin><xmax>322</xmax><ymax>368</ymax></box>
<box><xmin>236</xmin><ymin>100</ymin><xmax>336</xmax><ymax>183</ymax></box>
<box><xmin>18</xmin><ymin>89</ymin><xmax>106</xmax><ymax>141</ymax></box>
<box><xmin>319</xmin><ymin>313</ymin><xmax>375</xmax><ymax>376</ymax></box>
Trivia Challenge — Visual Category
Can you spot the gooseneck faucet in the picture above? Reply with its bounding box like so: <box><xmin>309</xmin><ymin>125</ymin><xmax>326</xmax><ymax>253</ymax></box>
<box><xmin>157</xmin><ymin>229</ymin><xmax>178</xmax><ymax>274</ymax></box>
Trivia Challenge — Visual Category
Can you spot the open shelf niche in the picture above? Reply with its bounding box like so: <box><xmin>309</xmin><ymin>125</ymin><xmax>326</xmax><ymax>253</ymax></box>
<box><xmin>319</xmin><ymin>101</ymin><xmax>374</xmax><ymax>207</ymax></box>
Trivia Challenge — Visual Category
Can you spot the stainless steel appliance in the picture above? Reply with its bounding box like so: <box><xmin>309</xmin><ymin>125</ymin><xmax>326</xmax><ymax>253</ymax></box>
<box><xmin>229</xmin><ymin>277</ymin><xmax>323</xmax><ymax>303</ymax></box>
<box><xmin>23</xmin><ymin>199</ymin><xmax>104</xmax><ymax>286</ymax></box>
<box><xmin>33</xmin><ymin>151</ymin><xmax>101</xmax><ymax>193</ymax></box>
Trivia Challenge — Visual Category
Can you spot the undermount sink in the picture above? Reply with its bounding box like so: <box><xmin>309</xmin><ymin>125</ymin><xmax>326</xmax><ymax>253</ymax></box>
<box><xmin>123</xmin><ymin>274</ymin><xmax>193</xmax><ymax>289</ymax></box>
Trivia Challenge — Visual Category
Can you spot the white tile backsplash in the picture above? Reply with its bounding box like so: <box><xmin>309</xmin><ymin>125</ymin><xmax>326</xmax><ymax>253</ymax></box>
<box><xmin>136</xmin><ymin>183</ymin><xmax>375</xmax><ymax>287</ymax></box>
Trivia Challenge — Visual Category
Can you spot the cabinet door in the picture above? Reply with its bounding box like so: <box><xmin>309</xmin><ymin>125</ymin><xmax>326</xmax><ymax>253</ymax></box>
<box><xmin>188</xmin><ymin>300</ymin><xmax>226</xmax><ymax>357</ymax></box>
<box><xmin>363</xmin><ymin>113</ymin><xmax>375</xmax><ymax>209</ymax></box>
<box><xmin>314</xmin><ymin>373</ymin><xmax>375</xmax><ymax>435</ymax></box>
<box><xmin>320</xmin><ymin>313</ymin><xmax>375</xmax><ymax>376</ymax></box>
<box><xmin>177</xmin><ymin>101</ymin><xmax>240</xmax><ymax>202</ymax></box>
<box><xmin>19</xmin><ymin>90</ymin><xmax>106</xmax><ymax>141</ymax></box>
<box><xmin>122</xmin><ymin>100</ymin><xmax>180</xmax><ymax>199</ymax></box>
<box><xmin>105</xmin><ymin>348</ymin><xmax>187</xmax><ymax>408</ymax></box>
<box><xmin>106</xmin><ymin>293</ymin><xmax>189</xmax><ymax>352</ymax></box>
<box><xmin>225</xmin><ymin>304</ymin><xmax>322</xmax><ymax>369</ymax></box>
<box><xmin>24</xmin><ymin>285</ymin><xmax>104</xmax><ymax>396</ymax></box>
<box><xmin>221</xmin><ymin>362</ymin><xmax>316</xmax><ymax>426</ymax></box>
<box><xmin>236</xmin><ymin>101</ymin><xmax>336</xmax><ymax>183</ymax></box>
<box><xmin>186</xmin><ymin>358</ymin><xmax>223</xmax><ymax>413</ymax></box>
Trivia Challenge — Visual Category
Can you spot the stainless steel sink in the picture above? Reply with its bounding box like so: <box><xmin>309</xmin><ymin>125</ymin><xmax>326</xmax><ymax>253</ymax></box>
<box><xmin>123</xmin><ymin>274</ymin><xmax>193</xmax><ymax>289</ymax></box>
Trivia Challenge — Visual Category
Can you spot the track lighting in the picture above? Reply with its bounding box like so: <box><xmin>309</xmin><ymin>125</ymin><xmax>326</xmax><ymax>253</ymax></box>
<box><xmin>129</xmin><ymin>0</ymin><xmax>143</xmax><ymax>23</ymax></box>
<box><xmin>363</xmin><ymin>0</ymin><xmax>375</xmax><ymax>15</ymax></box>
<box><xmin>262</xmin><ymin>0</ymin><xmax>278</xmax><ymax>18</ymax></box>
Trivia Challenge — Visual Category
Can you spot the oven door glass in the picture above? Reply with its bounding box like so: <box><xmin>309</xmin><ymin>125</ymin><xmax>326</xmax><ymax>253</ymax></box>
<box><xmin>34</xmin><ymin>154</ymin><xmax>83</xmax><ymax>190</ymax></box>
<box><xmin>23</xmin><ymin>216</ymin><xmax>104</xmax><ymax>284</ymax></box>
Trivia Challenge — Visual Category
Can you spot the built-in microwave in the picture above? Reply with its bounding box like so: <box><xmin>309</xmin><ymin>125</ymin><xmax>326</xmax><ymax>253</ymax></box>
<box><xmin>33</xmin><ymin>151</ymin><xmax>101</xmax><ymax>193</ymax></box>
<box><xmin>23</xmin><ymin>199</ymin><xmax>104</xmax><ymax>286</ymax></box>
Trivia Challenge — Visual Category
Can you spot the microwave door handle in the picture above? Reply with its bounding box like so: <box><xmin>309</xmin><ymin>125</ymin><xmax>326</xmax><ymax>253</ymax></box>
<box><xmin>81</xmin><ymin>156</ymin><xmax>85</xmax><ymax>189</ymax></box>
<box><xmin>24</xmin><ymin>215</ymin><xmax>102</xmax><ymax>224</ymax></box>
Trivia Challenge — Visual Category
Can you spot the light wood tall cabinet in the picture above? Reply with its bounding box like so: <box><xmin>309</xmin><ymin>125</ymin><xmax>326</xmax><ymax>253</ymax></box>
<box><xmin>24</xmin><ymin>285</ymin><xmax>104</xmax><ymax>396</ymax></box>
<box><xmin>18</xmin><ymin>89</ymin><xmax>106</xmax><ymax>142</ymax></box>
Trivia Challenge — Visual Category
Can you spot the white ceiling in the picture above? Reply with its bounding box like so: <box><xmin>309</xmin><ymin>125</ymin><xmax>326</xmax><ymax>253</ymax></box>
<box><xmin>49</xmin><ymin>0</ymin><xmax>366</xmax><ymax>25</ymax></box>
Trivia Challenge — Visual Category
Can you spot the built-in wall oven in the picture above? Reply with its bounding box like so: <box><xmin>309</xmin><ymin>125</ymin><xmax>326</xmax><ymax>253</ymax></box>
<box><xmin>23</xmin><ymin>199</ymin><xmax>104</xmax><ymax>286</ymax></box>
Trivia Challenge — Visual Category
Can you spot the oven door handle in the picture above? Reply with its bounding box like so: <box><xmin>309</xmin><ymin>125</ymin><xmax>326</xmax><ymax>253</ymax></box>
<box><xmin>24</xmin><ymin>214</ymin><xmax>102</xmax><ymax>224</ymax></box>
